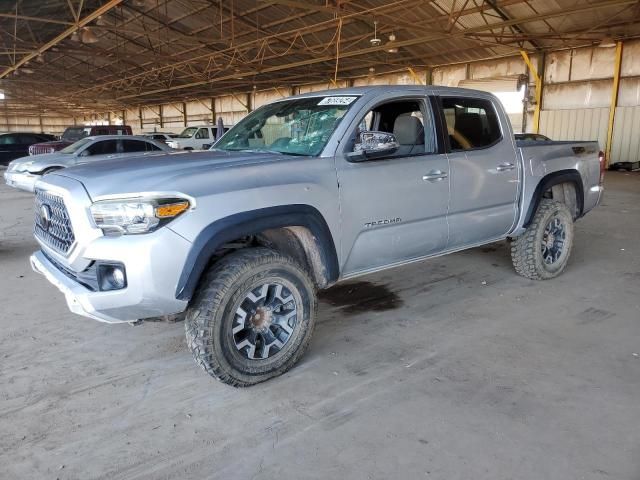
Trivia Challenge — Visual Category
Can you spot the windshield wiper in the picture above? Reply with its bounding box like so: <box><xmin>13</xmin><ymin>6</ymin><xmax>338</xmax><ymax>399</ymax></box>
<box><xmin>223</xmin><ymin>148</ymin><xmax>308</xmax><ymax>156</ymax></box>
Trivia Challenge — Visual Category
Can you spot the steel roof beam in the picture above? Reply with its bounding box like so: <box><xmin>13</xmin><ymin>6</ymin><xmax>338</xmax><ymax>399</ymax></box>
<box><xmin>0</xmin><ymin>0</ymin><xmax>124</xmax><ymax>79</ymax></box>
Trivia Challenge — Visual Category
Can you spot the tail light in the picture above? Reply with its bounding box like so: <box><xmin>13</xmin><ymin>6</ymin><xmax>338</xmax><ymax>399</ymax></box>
<box><xmin>598</xmin><ymin>150</ymin><xmax>606</xmax><ymax>186</ymax></box>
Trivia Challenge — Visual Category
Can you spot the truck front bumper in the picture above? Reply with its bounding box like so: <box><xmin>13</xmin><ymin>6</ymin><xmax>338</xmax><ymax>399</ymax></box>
<box><xmin>4</xmin><ymin>170</ymin><xmax>38</xmax><ymax>192</ymax></box>
<box><xmin>31</xmin><ymin>227</ymin><xmax>191</xmax><ymax>324</ymax></box>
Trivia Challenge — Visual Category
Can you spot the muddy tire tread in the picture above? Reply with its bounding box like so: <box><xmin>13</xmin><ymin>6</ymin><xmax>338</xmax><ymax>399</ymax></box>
<box><xmin>185</xmin><ymin>247</ymin><xmax>316</xmax><ymax>387</ymax></box>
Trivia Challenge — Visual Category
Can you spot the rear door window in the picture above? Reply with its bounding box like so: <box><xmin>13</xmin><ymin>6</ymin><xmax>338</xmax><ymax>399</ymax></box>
<box><xmin>441</xmin><ymin>97</ymin><xmax>501</xmax><ymax>151</ymax></box>
<box><xmin>121</xmin><ymin>139</ymin><xmax>148</xmax><ymax>153</ymax></box>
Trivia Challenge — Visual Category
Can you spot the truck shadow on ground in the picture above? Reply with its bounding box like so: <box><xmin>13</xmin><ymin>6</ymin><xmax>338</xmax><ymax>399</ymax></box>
<box><xmin>318</xmin><ymin>281</ymin><xmax>403</xmax><ymax>316</ymax></box>
<box><xmin>317</xmin><ymin>241</ymin><xmax>513</xmax><ymax>319</ymax></box>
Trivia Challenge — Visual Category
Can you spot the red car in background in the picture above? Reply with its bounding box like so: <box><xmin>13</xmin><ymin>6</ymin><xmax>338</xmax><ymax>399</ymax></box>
<box><xmin>29</xmin><ymin>124</ymin><xmax>133</xmax><ymax>155</ymax></box>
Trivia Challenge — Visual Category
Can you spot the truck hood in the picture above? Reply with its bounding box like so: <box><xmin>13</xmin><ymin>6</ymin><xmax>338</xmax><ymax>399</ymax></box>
<box><xmin>49</xmin><ymin>150</ymin><xmax>299</xmax><ymax>199</ymax></box>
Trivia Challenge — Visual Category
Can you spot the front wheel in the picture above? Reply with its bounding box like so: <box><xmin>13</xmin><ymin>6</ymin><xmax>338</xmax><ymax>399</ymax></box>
<box><xmin>511</xmin><ymin>199</ymin><xmax>575</xmax><ymax>280</ymax></box>
<box><xmin>185</xmin><ymin>247</ymin><xmax>317</xmax><ymax>387</ymax></box>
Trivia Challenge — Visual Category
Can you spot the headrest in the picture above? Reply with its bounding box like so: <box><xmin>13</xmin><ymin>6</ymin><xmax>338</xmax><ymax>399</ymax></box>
<box><xmin>455</xmin><ymin>113</ymin><xmax>483</xmax><ymax>147</ymax></box>
<box><xmin>393</xmin><ymin>115</ymin><xmax>424</xmax><ymax>145</ymax></box>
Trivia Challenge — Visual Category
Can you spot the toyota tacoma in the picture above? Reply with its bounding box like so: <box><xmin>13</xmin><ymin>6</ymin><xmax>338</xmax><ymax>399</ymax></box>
<box><xmin>29</xmin><ymin>86</ymin><xmax>604</xmax><ymax>386</ymax></box>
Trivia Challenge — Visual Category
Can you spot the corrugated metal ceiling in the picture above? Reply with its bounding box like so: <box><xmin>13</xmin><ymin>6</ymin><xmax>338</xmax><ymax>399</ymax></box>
<box><xmin>0</xmin><ymin>0</ymin><xmax>639</xmax><ymax>115</ymax></box>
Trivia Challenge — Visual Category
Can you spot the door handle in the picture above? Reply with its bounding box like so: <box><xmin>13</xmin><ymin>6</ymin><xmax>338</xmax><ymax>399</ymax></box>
<box><xmin>496</xmin><ymin>163</ymin><xmax>515</xmax><ymax>172</ymax></box>
<box><xmin>422</xmin><ymin>170</ymin><xmax>448</xmax><ymax>182</ymax></box>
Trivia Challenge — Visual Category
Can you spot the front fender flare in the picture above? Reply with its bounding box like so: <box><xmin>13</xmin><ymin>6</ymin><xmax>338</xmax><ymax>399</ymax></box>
<box><xmin>174</xmin><ymin>204</ymin><xmax>339</xmax><ymax>301</ymax></box>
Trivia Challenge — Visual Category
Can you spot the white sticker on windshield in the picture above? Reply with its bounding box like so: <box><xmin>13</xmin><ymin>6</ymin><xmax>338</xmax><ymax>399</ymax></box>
<box><xmin>318</xmin><ymin>96</ymin><xmax>357</xmax><ymax>106</ymax></box>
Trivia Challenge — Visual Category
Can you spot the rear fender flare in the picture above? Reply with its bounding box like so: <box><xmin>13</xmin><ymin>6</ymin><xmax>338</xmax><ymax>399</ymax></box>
<box><xmin>523</xmin><ymin>170</ymin><xmax>584</xmax><ymax>227</ymax></box>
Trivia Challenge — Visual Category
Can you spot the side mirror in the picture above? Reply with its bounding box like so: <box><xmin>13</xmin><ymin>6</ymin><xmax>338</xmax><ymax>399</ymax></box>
<box><xmin>348</xmin><ymin>131</ymin><xmax>399</xmax><ymax>162</ymax></box>
<box><xmin>78</xmin><ymin>150</ymin><xmax>90</xmax><ymax>157</ymax></box>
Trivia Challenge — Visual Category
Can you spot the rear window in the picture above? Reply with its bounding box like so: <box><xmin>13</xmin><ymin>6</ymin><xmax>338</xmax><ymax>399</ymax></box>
<box><xmin>441</xmin><ymin>97</ymin><xmax>501</xmax><ymax>151</ymax></box>
<box><xmin>62</xmin><ymin>127</ymin><xmax>90</xmax><ymax>142</ymax></box>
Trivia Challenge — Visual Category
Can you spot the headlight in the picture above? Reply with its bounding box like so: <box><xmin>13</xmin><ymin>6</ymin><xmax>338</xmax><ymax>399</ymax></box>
<box><xmin>90</xmin><ymin>196</ymin><xmax>191</xmax><ymax>235</ymax></box>
<box><xmin>10</xmin><ymin>161</ymin><xmax>33</xmax><ymax>172</ymax></box>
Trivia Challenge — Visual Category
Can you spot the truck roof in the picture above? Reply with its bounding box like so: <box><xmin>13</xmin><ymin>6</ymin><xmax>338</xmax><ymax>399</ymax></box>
<box><xmin>285</xmin><ymin>85</ymin><xmax>498</xmax><ymax>101</ymax></box>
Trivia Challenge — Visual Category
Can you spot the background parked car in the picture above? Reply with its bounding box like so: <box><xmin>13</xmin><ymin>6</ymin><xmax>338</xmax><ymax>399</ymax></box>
<box><xmin>28</xmin><ymin>124</ymin><xmax>133</xmax><ymax>155</ymax></box>
<box><xmin>4</xmin><ymin>135</ymin><xmax>171</xmax><ymax>192</ymax></box>
<box><xmin>143</xmin><ymin>132</ymin><xmax>177</xmax><ymax>144</ymax></box>
<box><xmin>166</xmin><ymin>125</ymin><xmax>229</xmax><ymax>150</ymax></box>
<box><xmin>0</xmin><ymin>132</ymin><xmax>57</xmax><ymax>165</ymax></box>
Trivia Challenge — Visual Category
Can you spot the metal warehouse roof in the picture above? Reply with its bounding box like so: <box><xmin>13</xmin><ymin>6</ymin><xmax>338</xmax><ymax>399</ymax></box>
<box><xmin>1</xmin><ymin>0</ymin><xmax>639</xmax><ymax>116</ymax></box>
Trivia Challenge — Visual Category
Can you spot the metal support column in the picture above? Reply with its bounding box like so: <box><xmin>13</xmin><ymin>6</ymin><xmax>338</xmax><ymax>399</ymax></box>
<box><xmin>605</xmin><ymin>41</ymin><xmax>623</xmax><ymax>167</ymax></box>
<box><xmin>520</xmin><ymin>50</ymin><xmax>543</xmax><ymax>134</ymax></box>
<box><xmin>182</xmin><ymin>102</ymin><xmax>187</xmax><ymax>127</ymax></box>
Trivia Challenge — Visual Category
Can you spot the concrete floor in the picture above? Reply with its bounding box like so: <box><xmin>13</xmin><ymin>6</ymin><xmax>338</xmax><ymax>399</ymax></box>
<box><xmin>0</xmin><ymin>170</ymin><xmax>638</xmax><ymax>480</ymax></box>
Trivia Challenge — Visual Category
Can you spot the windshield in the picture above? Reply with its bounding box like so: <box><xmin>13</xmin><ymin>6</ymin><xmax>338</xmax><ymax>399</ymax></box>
<box><xmin>177</xmin><ymin>127</ymin><xmax>198</xmax><ymax>138</ymax></box>
<box><xmin>62</xmin><ymin>127</ymin><xmax>90</xmax><ymax>142</ymax></box>
<box><xmin>213</xmin><ymin>96</ymin><xmax>356</xmax><ymax>156</ymax></box>
<box><xmin>60</xmin><ymin>137</ymin><xmax>93</xmax><ymax>154</ymax></box>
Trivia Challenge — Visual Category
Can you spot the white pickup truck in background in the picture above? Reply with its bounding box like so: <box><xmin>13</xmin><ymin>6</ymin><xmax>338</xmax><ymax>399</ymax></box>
<box><xmin>166</xmin><ymin>126</ymin><xmax>228</xmax><ymax>150</ymax></box>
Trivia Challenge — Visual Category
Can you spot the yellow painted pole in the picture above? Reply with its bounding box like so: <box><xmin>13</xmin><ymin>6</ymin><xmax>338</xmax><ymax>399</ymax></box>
<box><xmin>407</xmin><ymin>67</ymin><xmax>425</xmax><ymax>85</ymax></box>
<box><xmin>520</xmin><ymin>50</ymin><xmax>542</xmax><ymax>134</ymax></box>
<box><xmin>605</xmin><ymin>41</ymin><xmax>623</xmax><ymax>168</ymax></box>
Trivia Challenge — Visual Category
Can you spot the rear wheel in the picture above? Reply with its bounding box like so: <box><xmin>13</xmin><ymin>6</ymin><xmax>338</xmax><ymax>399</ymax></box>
<box><xmin>185</xmin><ymin>247</ymin><xmax>316</xmax><ymax>387</ymax></box>
<box><xmin>511</xmin><ymin>199</ymin><xmax>574</xmax><ymax>280</ymax></box>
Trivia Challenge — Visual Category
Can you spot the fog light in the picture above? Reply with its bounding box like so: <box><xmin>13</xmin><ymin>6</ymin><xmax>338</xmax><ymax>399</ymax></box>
<box><xmin>97</xmin><ymin>264</ymin><xmax>127</xmax><ymax>291</ymax></box>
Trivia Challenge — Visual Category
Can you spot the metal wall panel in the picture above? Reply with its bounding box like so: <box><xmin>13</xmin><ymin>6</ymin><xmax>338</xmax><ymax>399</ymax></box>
<box><xmin>621</xmin><ymin>38</ymin><xmax>640</xmax><ymax>77</ymax></box>
<box><xmin>432</xmin><ymin>64</ymin><xmax>467</xmax><ymax>87</ymax></box>
<box><xmin>0</xmin><ymin>116</ymin><xmax>74</xmax><ymax>135</ymax></box>
<box><xmin>299</xmin><ymin>79</ymin><xmax>349</xmax><ymax>91</ymax></box>
<box><xmin>539</xmin><ymin>108</ymin><xmax>609</xmax><ymax>150</ymax></box>
<box><xmin>618</xmin><ymin>77</ymin><xmax>640</xmax><ymax>107</ymax></box>
<box><xmin>253</xmin><ymin>89</ymin><xmax>289</xmax><ymax>109</ymax></box>
<box><xmin>469</xmin><ymin>56</ymin><xmax>527</xmax><ymax>79</ymax></box>
<box><xmin>610</xmin><ymin>106</ymin><xmax>640</xmax><ymax>164</ymax></box>
<box><xmin>543</xmin><ymin>80</ymin><xmax>612</xmax><ymax>109</ymax></box>
<box><xmin>545</xmin><ymin>50</ymin><xmax>571</xmax><ymax>84</ymax></box>
<box><xmin>570</xmin><ymin>46</ymin><xmax>616</xmax><ymax>81</ymax></box>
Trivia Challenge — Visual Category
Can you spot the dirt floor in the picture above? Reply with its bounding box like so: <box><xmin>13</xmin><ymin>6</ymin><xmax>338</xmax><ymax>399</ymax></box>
<box><xmin>1</xmin><ymin>170</ymin><xmax>639</xmax><ymax>480</ymax></box>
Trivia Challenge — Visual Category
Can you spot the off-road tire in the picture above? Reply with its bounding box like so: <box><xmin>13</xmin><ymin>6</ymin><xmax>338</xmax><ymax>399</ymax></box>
<box><xmin>511</xmin><ymin>199</ymin><xmax>574</xmax><ymax>280</ymax></box>
<box><xmin>185</xmin><ymin>247</ymin><xmax>317</xmax><ymax>387</ymax></box>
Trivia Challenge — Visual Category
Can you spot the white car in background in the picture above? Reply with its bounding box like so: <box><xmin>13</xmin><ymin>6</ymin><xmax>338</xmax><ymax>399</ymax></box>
<box><xmin>4</xmin><ymin>135</ymin><xmax>171</xmax><ymax>193</ymax></box>
<box><xmin>166</xmin><ymin>126</ymin><xmax>228</xmax><ymax>150</ymax></box>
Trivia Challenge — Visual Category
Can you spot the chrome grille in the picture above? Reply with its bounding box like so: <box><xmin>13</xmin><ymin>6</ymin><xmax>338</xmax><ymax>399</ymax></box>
<box><xmin>34</xmin><ymin>189</ymin><xmax>75</xmax><ymax>254</ymax></box>
<box><xmin>29</xmin><ymin>145</ymin><xmax>54</xmax><ymax>155</ymax></box>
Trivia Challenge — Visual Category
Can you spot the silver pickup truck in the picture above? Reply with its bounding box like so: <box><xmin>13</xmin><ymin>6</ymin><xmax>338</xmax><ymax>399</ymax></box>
<box><xmin>29</xmin><ymin>86</ymin><xmax>605</xmax><ymax>386</ymax></box>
